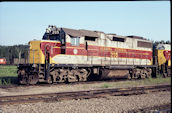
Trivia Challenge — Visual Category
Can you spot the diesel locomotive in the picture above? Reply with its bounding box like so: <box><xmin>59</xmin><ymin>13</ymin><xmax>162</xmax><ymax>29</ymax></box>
<box><xmin>17</xmin><ymin>25</ymin><xmax>171</xmax><ymax>84</ymax></box>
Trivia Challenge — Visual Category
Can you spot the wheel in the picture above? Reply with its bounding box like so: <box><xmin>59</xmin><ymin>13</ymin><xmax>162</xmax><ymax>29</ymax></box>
<box><xmin>28</xmin><ymin>73</ymin><xmax>39</xmax><ymax>85</ymax></box>
<box><xmin>47</xmin><ymin>75</ymin><xmax>53</xmax><ymax>84</ymax></box>
<box><xmin>77</xmin><ymin>69</ymin><xmax>88</xmax><ymax>82</ymax></box>
<box><xmin>18</xmin><ymin>74</ymin><xmax>28</xmax><ymax>85</ymax></box>
<box><xmin>163</xmin><ymin>73</ymin><xmax>167</xmax><ymax>78</ymax></box>
<box><xmin>56</xmin><ymin>69</ymin><xmax>67</xmax><ymax>82</ymax></box>
<box><xmin>140</xmin><ymin>73</ymin><xmax>146</xmax><ymax>79</ymax></box>
<box><xmin>67</xmin><ymin>70</ymin><xmax>78</xmax><ymax>82</ymax></box>
<box><xmin>18</xmin><ymin>69</ymin><xmax>28</xmax><ymax>85</ymax></box>
<box><xmin>127</xmin><ymin>73</ymin><xmax>131</xmax><ymax>80</ymax></box>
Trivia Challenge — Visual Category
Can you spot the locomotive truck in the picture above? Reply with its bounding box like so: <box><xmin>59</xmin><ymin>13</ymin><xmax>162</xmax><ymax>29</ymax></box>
<box><xmin>17</xmin><ymin>25</ymin><xmax>171</xmax><ymax>84</ymax></box>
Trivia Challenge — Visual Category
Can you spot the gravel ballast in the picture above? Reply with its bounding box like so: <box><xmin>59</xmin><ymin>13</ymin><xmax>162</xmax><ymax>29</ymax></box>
<box><xmin>0</xmin><ymin>91</ymin><xmax>170</xmax><ymax>113</ymax></box>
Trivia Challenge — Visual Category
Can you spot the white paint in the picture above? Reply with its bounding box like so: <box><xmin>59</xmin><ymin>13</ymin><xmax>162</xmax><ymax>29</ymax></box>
<box><xmin>73</xmin><ymin>49</ymin><xmax>78</xmax><ymax>54</ymax></box>
<box><xmin>52</xmin><ymin>55</ymin><xmax>151</xmax><ymax>65</ymax></box>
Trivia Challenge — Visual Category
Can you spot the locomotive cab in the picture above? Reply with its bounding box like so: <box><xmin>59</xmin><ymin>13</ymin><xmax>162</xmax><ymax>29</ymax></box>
<box><xmin>18</xmin><ymin>25</ymin><xmax>63</xmax><ymax>84</ymax></box>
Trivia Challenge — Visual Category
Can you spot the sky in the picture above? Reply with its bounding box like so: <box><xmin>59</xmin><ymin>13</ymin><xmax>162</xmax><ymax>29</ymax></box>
<box><xmin>0</xmin><ymin>1</ymin><xmax>170</xmax><ymax>46</ymax></box>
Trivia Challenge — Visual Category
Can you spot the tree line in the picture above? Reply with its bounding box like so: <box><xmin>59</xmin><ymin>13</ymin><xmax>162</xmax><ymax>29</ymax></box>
<box><xmin>0</xmin><ymin>44</ymin><xmax>29</xmax><ymax>64</ymax></box>
<box><xmin>0</xmin><ymin>40</ymin><xmax>171</xmax><ymax>64</ymax></box>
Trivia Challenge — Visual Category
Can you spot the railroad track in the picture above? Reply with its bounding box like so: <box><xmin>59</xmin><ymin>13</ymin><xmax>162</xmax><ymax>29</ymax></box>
<box><xmin>0</xmin><ymin>84</ymin><xmax>170</xmax><ymax>105</ymax></box>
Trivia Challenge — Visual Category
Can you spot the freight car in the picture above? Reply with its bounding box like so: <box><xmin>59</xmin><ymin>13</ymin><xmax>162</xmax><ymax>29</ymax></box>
<box><xmin>17</xmin><ymin>25</ymin><xmax>171</xmax><ymax>84</ymax></box>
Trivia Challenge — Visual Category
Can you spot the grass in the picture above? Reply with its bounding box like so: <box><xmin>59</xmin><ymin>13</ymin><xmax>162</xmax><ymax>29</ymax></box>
<box><xmin>99</xmin><ymin>77</ymin><xmax>171</xmax><ymax>89</ymax></box>
<box><xmin>0</xmin><ymin>65</ymin><xmax>18</xmax><ymax>85</ymax></box>
<box><xmin>0</xmin><ymin>65</ymin><xmax>17</xmax><ymax>76</ymax></box>
<box><xmin>102</xmin><ymin>83</ymin><xmax>112</xmax><ymax>88</ymax></box>
<box><xmin>144</xmin><ymin>76</ymin><xmax>171</xmax><ymax>85</ymax></box>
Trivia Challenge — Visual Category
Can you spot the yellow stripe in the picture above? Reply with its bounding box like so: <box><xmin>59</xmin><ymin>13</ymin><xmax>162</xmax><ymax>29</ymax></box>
<box><xmin>82</xmin><ymin>44</ymin><xmax>152</xmax><ymax>52</ymax></box>
<box><xmin>66</xmin><ymin>47</ymin><xmax>98</xmax><ymax>50</ymax></box>
<box><xmin>53</xmin><ymin>47</ymin><xmax>61</xmax><ymax>48</ymax></box>
<box><xmin>66</xmin><ymin>47</ymin><xmax>84</xmax><ymax>49</ymax></box>
<box><xmin>66</xmin><ymin>47</ymin><xmax>151</xmax><ymax>54</ymax></box>
<box><xmin>66</xmin><ymin>47</ymin><xmax>151</xmax><ymax>55</ymax></box>
<box><xmin>30</xmin><ymin>40</ymin><xmax>61</xmax><ymax>43</ymax></box>
<box><xmin>66</xmin><ymin>45</ymin><xmax>152</xmax><ymax>52</ymax></box>
<box><xmin>53</xmin><ymin>54</ymin><xmax>152</xmax><ymax>60</ymax></box>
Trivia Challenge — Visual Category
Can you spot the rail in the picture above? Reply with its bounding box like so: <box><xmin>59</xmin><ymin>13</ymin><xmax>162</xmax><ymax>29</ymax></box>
<box><xmin>0</xmin><ymin>84</ymin><xmax>170</xmax><ymax>105</ymax></box>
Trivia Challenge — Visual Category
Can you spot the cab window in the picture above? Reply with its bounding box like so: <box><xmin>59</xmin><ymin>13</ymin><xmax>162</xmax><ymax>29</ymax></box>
<box><xmin>71</xmin><ymin>37</ymin><xmax>80</xmax><ymax>46</ymax></box>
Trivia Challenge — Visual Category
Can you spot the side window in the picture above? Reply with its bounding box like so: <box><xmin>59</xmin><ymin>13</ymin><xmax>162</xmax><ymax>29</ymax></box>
<box><xmin>113</xmin><ymin>37</ymin><xmax>125</xmax><ymax>42</ymax></box>
<box><xmin>85</xmin><ymin>36</ymin><xmax>97</xmax><ymax>41</ymax></box>
<box><xmin>71</xmin><ymin>37</ymin><xmax>80</xmax><ymax>46</ymax></box>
